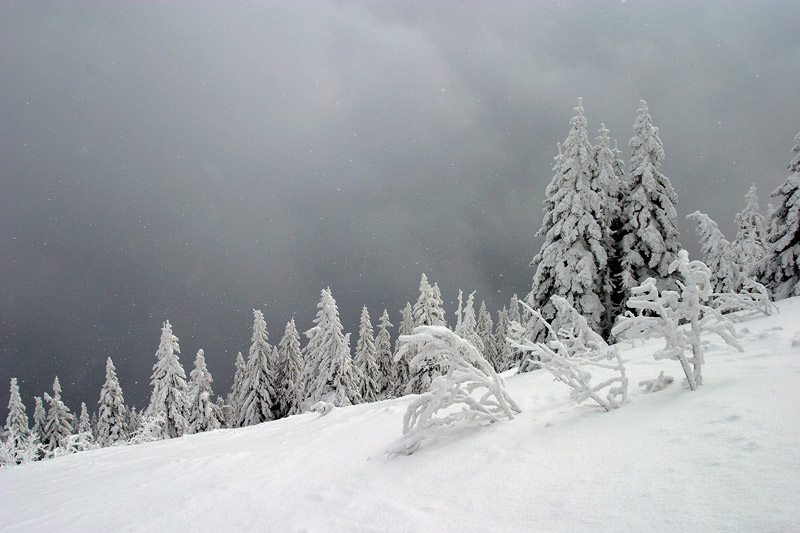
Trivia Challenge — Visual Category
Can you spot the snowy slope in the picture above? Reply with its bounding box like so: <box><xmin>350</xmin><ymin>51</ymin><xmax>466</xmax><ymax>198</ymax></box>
<box><xmin>2</xmin><ymin>298</ymin><xmax>800</xmax><ymax>532</ymax></box>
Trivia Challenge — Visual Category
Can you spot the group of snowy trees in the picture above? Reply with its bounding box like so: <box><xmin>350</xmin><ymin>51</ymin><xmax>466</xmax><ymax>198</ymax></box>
<box><xmin>4</xmin><ymin>100</ymin><xmax>799</xmax><ymax>464</ymax></box>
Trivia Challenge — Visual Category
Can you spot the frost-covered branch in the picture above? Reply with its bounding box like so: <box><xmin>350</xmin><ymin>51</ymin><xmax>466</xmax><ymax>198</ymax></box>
<box><xmin>710</xmin><ymin>278</ymin><xmax>778</xmax><ymax>318</ymax></box>
<box><xmin>387</xmin><ymin>326</ymin><xmax>520</xmax><ymax>456</ymax></box>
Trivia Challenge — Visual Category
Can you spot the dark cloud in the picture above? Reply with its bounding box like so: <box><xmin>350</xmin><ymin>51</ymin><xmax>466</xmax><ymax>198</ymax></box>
<box><xmin>2</xmin><ymin>1</ymin><xmax>799</xmax><ymax>416</ymax></box>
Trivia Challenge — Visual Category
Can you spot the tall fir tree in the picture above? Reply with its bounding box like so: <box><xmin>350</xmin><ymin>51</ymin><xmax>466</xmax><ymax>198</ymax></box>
<box><xmin>476</xmin><ymin>301</ymin><xmax>497</xmax><ymax>369</ymax></box>
<box><xmin>32</xmin><ymin>396</ymin><xmax>46</xmax><ymax>444</ymax></box>
<box><xmin>494</xmin><ymin>307</ymin><xmax>512</xmax><ymax>372</ymax></box>
<box><xmin>393</xmin><ymin>302</ymin><xmax>414</xmax><ymax>396</ymax></box>
<box><xmin>227</xmin><ymin>352</ymin><xmax>247</xmax><ymax>427</ymax></box>
<box><xmin>733</xmin><ymin>184</ymin><xmax>768</xmax><ymax>279</ymax></box>
<box><xmin>146</xmin><ymin>320</ymin><xmax>189</xmax><ymax>439</ymax></box>
<box><xmin>187</xmin><ymin>349</ymin><xmax>224</xmax><ymax>433</ymax></box>
<box><xmin>239</xmin><ymin>310</ymin><xmax>276</xmax><ymax>426</ymax></box>
<box><xmin>687</xmin><ymin>211</ymin><xmax>741</xmax><ymax>293</ymax></box>
<box><xmin>755</xmin><ymin>132</ymin><xmax>800</xmax><ymax>299</ymax></box>
<box><xmin>454</xmin><ymin>291</ymin><xmax>484</xmax><ymax>353</ymax></box>
<box><xmin>407</xmin><ymin>274</ymin><xmax>449</xmax><ymax>394</ymax></box>
<box><xmin>276</xmin><ymin>318</ymin><xmax>304</xmax><ymax>417</ymax></box>
<box><xmin>302</xmin><ymin>288</ymin><xmax>362</xmax><ymax>407</ymax></box>
<box><xmin>43</xmin><ymin>377</ymin><xmax>74</xmax><ymax>453</ymax></box>
<box><xmin>527</xmin><ymin>99</ymin><xmax>608</xmax><ymax>341</ymax></box>
<box><xmin>619</xmin><ymin>100</ymin><xmax>680</xmax><ymax>294</ymax></box>
<box><xmin>77</xmin><ymin>402</ymin><xmax>94</xmax><ymax>440</ymax></box>
<box><xmin>374</xmin><ymin>309</ymin><xmax>395</xmax><ymax>399</ymax></box>
<box><xmin>97</xmin><ymin>357</ymin><xmax>128</xmax><ymax>447</ymax></box>
<box><xmin>354</xmin><ymin>307</ymin><xmax>380</xmax><ymax>403</ymax></box>
<box><xmin>5</xmin><ymin>378</ymin><xmax>33</xmax><ymax>459</ymax></box>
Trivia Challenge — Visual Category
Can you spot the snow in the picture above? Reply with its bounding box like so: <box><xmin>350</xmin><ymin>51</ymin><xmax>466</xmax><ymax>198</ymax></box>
<box><xmin>3</xmin><ymin>298</ymin><xmax>800</xmax><ymax>532</ymax></box>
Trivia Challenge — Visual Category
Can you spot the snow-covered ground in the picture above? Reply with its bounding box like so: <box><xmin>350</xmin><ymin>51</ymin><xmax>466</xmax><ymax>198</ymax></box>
<box><xmin>3</xmin><ymin>298</ymin><xmax>800</xmax><ymax>532</ymax></box>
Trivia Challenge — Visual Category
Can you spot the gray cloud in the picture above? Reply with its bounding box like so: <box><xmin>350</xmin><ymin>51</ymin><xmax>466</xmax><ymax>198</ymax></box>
<box><xmin>2</xmin><ymin>1</ymin><xmax>799</xmax><ymax>415</ymax></box>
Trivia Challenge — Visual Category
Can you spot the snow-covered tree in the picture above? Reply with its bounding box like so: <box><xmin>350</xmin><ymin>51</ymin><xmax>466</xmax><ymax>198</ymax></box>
<box><xmin>42</xmin><ymin>377</ymin><xmax>74</xmax><ymax>453</ymax></box>
<box><xmin>493</xmin><ymin>307</ymin><xmax>512</xmax><ymax>372</ymax></box>
<box><xmin>97</xmin><ymin>357</ymin><xmax>127</xmax><ymax>447</ymax></box>
<box><xmin>733</xmin><ymin>184</ymin><xmax>768</xmax><ymax>279</ymax></box>
<box><xmin>187</xmin><ymin>349</ymin><xmax>224</xmax><ymax>434</ymax></box>
<box><xmin>4</xmin><ymin>378</ymin><xmax>33</xmax><ymax>464</ymax></box>
<box><xmin>32</xmin><ymin>396</ymin><xmax>46</xmax><ymax>444</ymax></box>
<box><xmin>354</xmin><ymin>307</ymin><xmax>380</xmax><ymax>403</ymax></box>
<box><xmin>276</xmin><ymin>318</ymin><xmax>304</xmax><ymax>417</ymax></box>
<box><xmin>755</xmin><ymin>134</ymin><xmax>800</xmax><ymax>299</ymax></box>
<box><xmin>687</xmin><ymin>211</ymin><xmax>741</xmax><ymax>293</ymax></box>
<box><xmin>146</xmin><ymin>320</ymin><xmax>189</xmax><ymax>439</ymax></box>
<box><xmin>388</xmin><ymin>326</ymin><xmax>520</xmax><ymax>456</ymax></box>
<box><xmin>527</xmin><ymin>99</ymin><xmax>609</xmax><ymax>343</ymax></box>
<box><xmin>476</xmin><ymin>301</ymin><xmax>497</xmax><ymax>370</ymax></box>
<box><xmin>454</xmin><ymin>291</ymin><xmax>484</xmax><ymax>354</ymax></box>
<box><xmin>407</xmin><ymin>274</ymin><xmax>449</xmax><ymax>394</ymax></box>
<box><xmin>227</xmin><ymin>352</ymin><xmax>247</xmax><ymax>426</ymax></box>
<box><xmin>612</xmin><ymin>250</ymin><xmax>742</xmax><ymax>390</ymax></box>
<box><xmin>374</xmin><ymin>309</ymin><xmax>396</xmax><ymax>399</ymax></box>
<box><xmin>77</xmin><ymin>403</ymin><xmax>92</xmax><ymax>436</ymax></box>
<box><xmin>619</xmin><ymin>100</ymin><xmax>680</xmax><ymax>294</ymax></box>
<box><xmin>392</xmin><ymin>302</ymin><xmax>414</xmax><ymax>395</ymax></box>
<box><xmin>239</xmin><ymin>310</ymin><xmax>277</xmax><ymax>426</ymax></box>
<box><xmin>515</xmin><ymin>297</ymin><xmax>628</xmax><ymax>411</ymax></box>
<box><xmin>302</xmin><ymin>288</ymin><xmax>362</xmax><ymax>407</ymax></box>
<box><xmin>126</xmin><ymin>406</ymin><xmax>142</xmax><ymax>437</ymax></box>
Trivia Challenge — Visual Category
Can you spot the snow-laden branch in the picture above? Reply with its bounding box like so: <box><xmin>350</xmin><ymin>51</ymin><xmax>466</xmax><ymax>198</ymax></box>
<box><xmin>710</xmin><ymin>278</ymin><xmax>778</xmax><ymax>318</ymax></box>
<box><xmin>513</xmin><ymin>297</ymin><xmax>627</xmax><ymax>412</ymax></box>
<box><xmin>387</xmin><ymin>326</ymin><xmax>520</xmax><ymax>456</ymax></box>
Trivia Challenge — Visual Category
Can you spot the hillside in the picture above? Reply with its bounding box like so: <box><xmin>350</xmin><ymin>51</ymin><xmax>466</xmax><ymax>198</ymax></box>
<box><xmin>2</xmin><ymin>298</ymin><xmax>800</xmax><ymax>532</ymax></box>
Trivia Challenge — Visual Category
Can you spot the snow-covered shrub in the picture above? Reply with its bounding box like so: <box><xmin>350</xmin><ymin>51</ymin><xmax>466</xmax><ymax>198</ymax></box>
<box><xmin>639</xmin><ymin>371</ymin><xmax>674</xmax><ymax>393</ymax></box>
<box><xmin>711</xmin><ymin>278</ymin><xmax>778</xmax><ymax>318</ymax></box>
<box><xmin>387</xmin><ymin>326</ymin><xmax>520</xmax><ymax>457</ymax></box>
<box><xmin>309</xmin><ymin>401</ymin><xmax>335</xmax><ymax>417</ymax></box>
<box><xmin>514</xmin><ymin>297</ymin><xmax>628</xmax><ymax>411</ymax></box>
<box><xmin>612</xmin><ymin>250</ymin><xmax>743</xmax><ymax>391</ymax></box>
<box><xmin>129</xmin><ymin>411</ymin><xmax>167</xmax><ymax>444</ymax></box>
<box><xmin>51</xmin><ymin>431</ymin><xmax>99</xmax><ymax>458</ymax></box>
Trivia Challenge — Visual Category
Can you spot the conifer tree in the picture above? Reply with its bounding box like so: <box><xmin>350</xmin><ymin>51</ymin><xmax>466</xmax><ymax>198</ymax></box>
<box><xmin>374</xmin><ymin>309</ymin><xmax>395</xmax><ymax>399</ymax></box>
<box><xmin>619</xmin><ymin>100</ymin><xmax>680</xmax><ymax>294</ymax></box>
<box><xmin>508</xmin><ymin>294</ymin><xmax>522</xmax><ymax>325</ymax></box>
<box><xmin>43</xmin><ymin>377</ymin><xmax>74</xmax><ymax>453</ymax></box>
<box><xmin>408</xmin><ymin>274</ymin><xmax>449</xmax><ymax>394</ymax></box>
<box><xmin>126</xmin><ymin>406</ymin><xmax>142</xmax><ymax>437</ymax></box>
<box><xmin>302</xmin><ymin>288</ymin><xmax>362</xmax><ymax>407</ymax></box>
<box><xmin>756</xmin><ymin>132</ymin><xmax>800</xmax><ymax>299</ymax></box>
<box><xmin>146</xmin><ymin>320</ymin><xmax>189</xmax><ymax>439</ymax></box>
<box><xmin>228</xmin><ymin>352</ymin><xmax>247</xmax><ymax>426</ymax></box>
<box><xmin>276</xmin><ymin>318</ymin><xmax>304</xmax><ymax>417</ymax></box>
<box><xmin>687</xmin><ymin>211</ymin><xmax>741</xmax><ymax>293</ymax></box>
<box><xmin>32</xmin><ymin>396</ymin><xmax>46</xmax><ymax>444</ymax></box>
<box><xmin>528</xmin><ymin>99</ymin><xmax>608</xmax><ymax>341</ymax></box>
<box><xmin>187</xmin><ymin>349</ymin><xmax>224</xmax><ymax>433</ymax></box>
<box><xmin>477</xmin><ymin>301</ymin><xmax>497</xmax><ymax>369</ymax></box>
<box><xmin>494</xmin><ymin>307</ymin><xmax>512</xmax><ymax>372</ymax></box>
<box><xmin>239</xmin><ymin>310</ymin><xmax>276</xmax><ymax>426</ymax></box>
<box><xmin>76</xmin><ymin>403</ymin><xmax>95</xmax><ymax>448</ymax></box>
<box><xmin>454</xmin><ymin>291</ymin><xmax>484</xmax><ymax>353</ymax></box>
<box><xmin>354</xmin><ymin>307</ymin><xmax>380</xmax><ymax>403</ymax></box>
<box><xmin>733</xmin><ymin>184</ymin><xmax>768</xmax><ymax>279</ymax></box>
<box><xmin>393</xmin><ymin>302</ymin><xmax>414</xmax><ymax>396</ymax></box>
<box><xmin>97</xmin><ymin>357</ymin><xmax>128</xmax><ymax>447</ymax></box>
<box><xmin>5</xmin><ymin>378</ymin><xmax>33</xmax><ymax>460</ymax></box>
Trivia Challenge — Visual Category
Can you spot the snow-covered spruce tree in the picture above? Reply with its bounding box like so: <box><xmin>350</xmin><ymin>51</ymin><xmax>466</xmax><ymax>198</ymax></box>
<box><xmin>388</xmin><ymin>326</ymin><xmax>520</xmax><ymax>456</ymax></box>
<box><xmin>406</xmin><ymin>274</ymin><xmax>449</xmax><ymax>394</ymax></box>
<box><xmin>733</xmin><ymin>184</ymin><xmax>768</xmax><ymax>279</ymax></box>
<box><xmin>755</xmin><ymin>134</ymin><xmax>800</xmax><ymax>299</ymax></box>
<box><xmin>276</xmin><ymin>318</ymin><xmax>304</xmax><ymax>417</ymax></box>
<box><xmin>97</xmin><ymin>357</ymin><xmax>127</xmax><ymax>447</ymax></box>
<box><xmin>354</xmin><ymin>306</ymin><xmax>380</xmax><ymax>403</ymax></box>
<box><xmin>686</xmin><ymin>211</ymin><xmax>741</xmax><ymax>293</ymax></box>
<box><xmin>494</xmin><ymin>307</ymin><xmax>512</xmax><ymax>372</ymax></box>
<box><xmin>612</xmin><ymin>250</ymin><xmax>742</xmax><ymax>390</ymax></box>
<box><xmin>595</xmin><ymin>124</ymin><xmax>626</xmax><ymax>329</ymax></box>
<box><xmin>126</xmin><ymin>406</ymin><xmax>142</xmax><ymax>437</ymax></box>
<box><xmin>32</xmin><ymin>396</ymin><xmax>46</xmax><ymax>444</ymax></box>
<box><xmin>374</xmin><ymin>310</ymin><xmax>396</xmax><ymax>399</ymax></box>
<box><xmin>239</xmin><ymin>310</ymin><xmax>277</xmax><ymax>426</ymax></box>
<box><xmin>227</xmin><ymin>352</ymin><xmax>247</xmax><ymax>427</ymax></box>
<box><xmin>5</xmin><ymin>378</ymin><xmax>34</xmax><ymax>464</ymax></box>
<box><xmin>527</xmin><ymin>99</ymin><xmax>609</xmax><ymax>344</ymax></box>
<box><xmin>477</xmin><ymin>301</ymin><xmax>497</xmax><ymax>371</ymax></box>
<box><xmin>392</xmin><ymin>302</ymin><xmax>414</xmax><ymax>396</ymax></box>
<box><xmin>454</xmin><ymin>291</ymin><xmax>484</xmax><ymax>354</ymax></box>
<box><xmin>42</xmin><ymin>377</ymin><xmax>74</xmax><ymax>454</ymax></box>
<box><xmin>514</xmin><ymin>297</ymin><xmax>628</xmax><ymax>411</ymax></box>
<box><xmin>619</xmin><ymin>100</ymin><xmax>680</xmax><ymax>295</ymax></box>
<box><xmin>302</xmin><ymin>288</ymin><xmax>362</xmax><ymax>408</ymax></box>
<box><xmin>77</xmin><ymin>403</ymin><xmax>92</xmax><ymax>436</ymax></box>
<box><xmin>146</xmin><ymin>320</ymin><xmax>189</xmax><ymax>439</ymax></box>
<box><xmin>187</xmin><ymin>349</ymin><xmax>224</xmax><ymax>434</ymax></box>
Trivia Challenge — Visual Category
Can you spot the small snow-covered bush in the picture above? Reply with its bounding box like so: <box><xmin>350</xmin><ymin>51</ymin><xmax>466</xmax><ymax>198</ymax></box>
<box><xmin>711</xmin><ymin>278</ymin><xmax>778</xmax><ymax>319</ymax></box>
<box><xmin>639</xmin><ymin>371</ymin><xmax>674</xmax><ymax>393</ymax></box>
<box><xmin>612</xmin><ymin>250</ymin><xmax>743</xmax><ymax>391</ymax></box>
<box><xmin>514</xmin><ymin>297</ymin><xmax>628</xmax><ymax>412</ymax></box>
<box><xmin>129</xmin><ymin>411</ymin><xmax>167</xmax><ymax>444</ymax></box>
<box><xmin>387</xmin><ymin>326</ymin><xmax>520</xmax><ymax>456</ymax></box>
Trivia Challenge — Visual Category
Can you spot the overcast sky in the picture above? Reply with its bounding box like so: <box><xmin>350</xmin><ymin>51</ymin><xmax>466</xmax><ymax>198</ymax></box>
<box><xmin>2</xmin><ymin>1</ymin><xmax>799</xmax><ymax>416</ymax></box>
